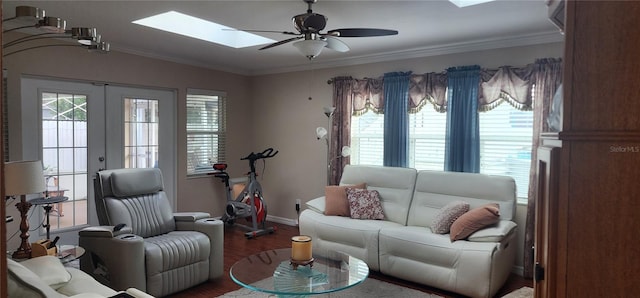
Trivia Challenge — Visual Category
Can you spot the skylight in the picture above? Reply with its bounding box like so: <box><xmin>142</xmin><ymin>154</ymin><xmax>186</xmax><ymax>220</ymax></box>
<box><xmin>132</xmin><ymin>11</ymin><xmax>275</xmax><ymax>48</ymax></box>
<box><xmin>449</xmin><ymin>0</ymin><xmax>496</xmax><ymax>8</ymax></box>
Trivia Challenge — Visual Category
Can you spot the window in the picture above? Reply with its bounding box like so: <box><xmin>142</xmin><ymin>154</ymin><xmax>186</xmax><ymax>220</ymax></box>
<box><xmin>479</xmin><ymin>103</ymin><xmax>533</xmax><ymax>199</ymax></box>
<box><xmin>186</xmin><ymin>89</ymin><xmax>226</xmax><ymax>176</ymax></box>
<box><xmin>41</xmin><ymin>91</ymin><xmax>89</xmax><ymax>230</ymax></box>
<box><xmin>124</xmin><ymin>98</ymin><xmax>159</xmax><ymax>168</ymax></box>
<box><xmin>350</xmin><ymin>111</ymin><xmax>384</xmax><ymax>166</ymax></box>
<box><xmin>409</xmin><ymin>105</ymin><xmax>447</xmax><ymax>171</ymax></box>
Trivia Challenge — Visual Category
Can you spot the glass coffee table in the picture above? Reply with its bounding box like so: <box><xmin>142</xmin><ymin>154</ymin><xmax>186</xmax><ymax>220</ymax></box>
<box><xmin>230</xmin><ymin>248</ymin><xmax>369</xmax><ymax>296</ymax></box>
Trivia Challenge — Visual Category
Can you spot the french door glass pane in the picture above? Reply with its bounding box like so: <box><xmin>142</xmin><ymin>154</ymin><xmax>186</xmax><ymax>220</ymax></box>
<box><xmin>124</xmin><ymin>98</ymin><xmax>159</xmax><ymax>168</ymax></box>
<box><xmin>41</xmin><ymin>92</ymin><xmax>88</xmax><ymax>231</ymax></box>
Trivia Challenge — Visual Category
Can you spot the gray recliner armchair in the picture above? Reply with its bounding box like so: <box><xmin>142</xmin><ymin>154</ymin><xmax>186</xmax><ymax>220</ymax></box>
<box><xmin>78</xmin><ymin>168</ymin><xmax>223</xmax><ymax>297</ymax></box>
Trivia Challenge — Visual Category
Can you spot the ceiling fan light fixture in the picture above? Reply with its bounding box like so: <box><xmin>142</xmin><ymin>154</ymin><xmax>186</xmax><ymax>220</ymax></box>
<box><xmin>37</xmin><ymin>16</ymin><xmax>66</xmax><ymax>33</ymax></box>
<box><xmin>14</xmin><ymin>6</ymin><xmax>45</xmax><ymax>21</ymax></box>
<box><xmin>293</xmin><ymin>39</ymin><xmax>326</xmax><ymax>59</ymax></box>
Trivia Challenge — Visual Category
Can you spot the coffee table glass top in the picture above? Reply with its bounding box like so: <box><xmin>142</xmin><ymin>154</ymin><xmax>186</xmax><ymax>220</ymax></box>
<box><xmin>230</xmin><ymin>248</ymin><xmax>369</xmax><ymax>296</ymax></box>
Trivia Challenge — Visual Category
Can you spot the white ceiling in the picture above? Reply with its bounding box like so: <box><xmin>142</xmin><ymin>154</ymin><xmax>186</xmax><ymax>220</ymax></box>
<box><xmin>3</xmin><ymin>0</ymin><xmax>563</xmax><ymax>75</ymax></box>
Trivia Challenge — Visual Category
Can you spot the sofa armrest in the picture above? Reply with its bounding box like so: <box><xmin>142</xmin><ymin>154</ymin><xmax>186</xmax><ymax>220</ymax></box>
<box><xmin>305</xmin><ymin>196</ymin><xmax>326</xmax><ymax>214</ymax></box>
<box><xmin>79</xmin><ymin>225</ymin><xmax>133</xmax><ymax>238</ymax></box>
<box><xmin>467</xmin><ymin>220</ymin><xmax>517</xmax><ymax>242</ymax></box>
<box><xmin>119</xmin><ymin>288</ymin><xmax>155</xmax><ymax>298</ymax></box>
<box><xmin>173</xmin><ymin>212</ymin><xmax>211</xmax><ymax>222</ymax></box>
<box><xmin>79</xmin><ymin>228</ymin><xmax>146</xmax><ymax>293</ymax></box>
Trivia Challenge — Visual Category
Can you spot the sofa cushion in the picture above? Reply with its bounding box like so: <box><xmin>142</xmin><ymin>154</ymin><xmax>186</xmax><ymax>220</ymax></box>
<box><xmin>19</xmin><ymin>255</ymin><xmax>72</xmax><ymax>289</ymax></box>
<box><xmin>6</xmin><ymin>258</ymin><xmax>61</xmax><ymax>298</ymax></box>
<box><xmin>450</xmin><ymin>203</ymin><xmax>501</xmax><ymax>241</ymax></box>
<box><xmin>346</xmin><ymin>188</ymin><xmax>385</xmax><ymax>220</ymax></box>
<box><xmin>56</xmin><ymin>268</ymin><xmax>118</xmax><ymax>297</ymax></box>
<box><xmin>340</xmin><ymin>165</ymin><xmax>417</xmax><ymax>225</ymax></box>
<box><xmin>430</xmin><ymin>200</ymin><xmax>470</xmax><ymax>234</ymax></box>
<box><xmin>324</xmin><ymin>183</ymin><xmax>366</xmax><ymax>216</ymax></box>
<box><xmin>305</xmin><ymin>197</ymin><xmax>326</xmax><ymax>214</ymax></box>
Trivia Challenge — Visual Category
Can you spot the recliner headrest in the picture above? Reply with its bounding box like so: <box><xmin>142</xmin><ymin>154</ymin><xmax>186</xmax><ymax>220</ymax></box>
<box><xmin>109</xmin><ymin>168</ymin><xmax>164</xmax><ymax>197</ymax></box>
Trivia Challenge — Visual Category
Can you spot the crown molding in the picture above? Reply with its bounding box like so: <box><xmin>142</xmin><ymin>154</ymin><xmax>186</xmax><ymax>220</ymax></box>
<box><xmin>250</xmin><ymin>30</ymin><xmax>565</xmax><ymax>75</ymax></box>
<box><xmin>111</xmin><ymin>30</ymin><xmax>564</xmax><ymax>77</ymax></box>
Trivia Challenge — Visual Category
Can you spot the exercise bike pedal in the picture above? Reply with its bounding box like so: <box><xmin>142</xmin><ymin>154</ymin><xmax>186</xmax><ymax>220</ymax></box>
<box><xmin>244</xmin><ymin>226</ymin><xmax>276</xmax><ymax>239</ymax></box>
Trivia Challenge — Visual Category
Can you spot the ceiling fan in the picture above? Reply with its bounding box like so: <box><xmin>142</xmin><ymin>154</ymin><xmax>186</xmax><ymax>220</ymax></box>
<box><xmin>250</xmin><ymin>0</ymin><xmax>398</xmax><ymax>59</ymax></box>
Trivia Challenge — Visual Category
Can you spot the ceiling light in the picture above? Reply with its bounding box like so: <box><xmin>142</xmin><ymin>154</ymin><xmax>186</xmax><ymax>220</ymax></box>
<box><xmin>132</xmin><ymin>11</ymin><xmax>275</xmax><ymax>49</ymax></box>
<box><xmin>449</xmin><ymin>0</ymin><xmax>496</xmax><ymax>8</ymax></box>
<box><xmin>3</xmin><ymin>6</ymin><xmax>110</xmax><ymax>57</ymax></box>
<box><xmin>37</xmin><ymin>16</ymin><xmax>66</xmax><ymax>33</ymax></box>
<box><xmin>293</xmin><ymin>39</ymin><xmax>327</xmax><ymax>60</ymax></box>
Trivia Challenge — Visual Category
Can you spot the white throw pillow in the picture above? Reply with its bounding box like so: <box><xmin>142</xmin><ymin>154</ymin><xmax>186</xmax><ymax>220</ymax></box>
<box><xmin>20</xmin><ymin>255</ymin><xmax>72</xmax><ymax>289</ymax></box>
<box><xmin>6</xmin><ymin>258</ymin><xmax>62</xmax><ymax>298</ymax></box>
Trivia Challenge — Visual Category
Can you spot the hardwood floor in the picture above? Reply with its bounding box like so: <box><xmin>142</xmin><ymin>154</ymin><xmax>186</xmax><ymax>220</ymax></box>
<box><xmin>167</xmin><ymin>222</ymin><xmax>531</xmax><ymax>298</ymax></box>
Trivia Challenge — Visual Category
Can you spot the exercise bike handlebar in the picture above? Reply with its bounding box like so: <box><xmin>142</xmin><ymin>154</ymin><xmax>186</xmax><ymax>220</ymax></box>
<box><xmin>240</xmin><ymin>147</ymin><xmax>279</xmax><ymax>161</ymax></box>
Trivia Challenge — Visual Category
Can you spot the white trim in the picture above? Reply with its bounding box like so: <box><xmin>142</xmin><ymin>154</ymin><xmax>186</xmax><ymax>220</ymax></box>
<box><xmin>113</xmin><ymin>31</ymin><xmax>564</xmax><ymax>76</ymax></box>
<box><xmin>265</xmin><ymin>215</ymin><xmax>298</xmax><ymax>227</ymax></box>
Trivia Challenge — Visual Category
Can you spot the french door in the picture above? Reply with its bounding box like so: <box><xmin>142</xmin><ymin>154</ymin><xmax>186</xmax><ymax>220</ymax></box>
<box><xmin>21</xmin><ymin>77</ymin><xmax>176</xmax><ymax>244</ymax></box>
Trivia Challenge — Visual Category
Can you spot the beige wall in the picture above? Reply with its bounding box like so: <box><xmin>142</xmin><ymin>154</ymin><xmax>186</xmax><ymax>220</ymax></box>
<box><xmin>5</xmin><ymin>41</ymin><xmax>562</xmax><ymax>272</ymax></box>
<box><xmin>249</xmin><ymin>42</ymin><xmax>564</xmax><ymax>272</ymax></box>
<box><xmin>4</xmin><ymin>46</ymin><xmax>251</xmax><ymax>249</ymax></box>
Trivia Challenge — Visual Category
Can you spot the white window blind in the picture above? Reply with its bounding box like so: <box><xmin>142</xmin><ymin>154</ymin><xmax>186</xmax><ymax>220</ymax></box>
<box><xmin>409</xmin><ymin>105</ymin><xmax>447</xmax><ymax>171</ymax></box>
<box><xmin>479</xmin><ymin>103</ymin><xmax>533</xmax><ymax>199</ymax></box>
<box><xmin>350</xmin><ymin>111</ymin><xmax>384</xmax><ymax>166</ymax></box>
<box><xmin>186</xmin><ymin>89</ymin><xmax>226</xmax><ymax>176</ymax></box>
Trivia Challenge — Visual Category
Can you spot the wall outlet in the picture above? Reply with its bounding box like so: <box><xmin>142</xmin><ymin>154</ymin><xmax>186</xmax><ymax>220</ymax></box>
<box><xmin>295</xmin><ymin>199</ymin><xmax>301</xmax><ymax>212</ymax></box>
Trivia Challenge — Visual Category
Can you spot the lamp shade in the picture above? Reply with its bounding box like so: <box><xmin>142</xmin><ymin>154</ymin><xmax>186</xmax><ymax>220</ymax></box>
<box><xmin>293</xmin><ymin>39</ymin><xmax>327</xmax><ymax>59</ymax></box>
<box><xmin>4</xmin><ymin>160</ymin><xmax>46</xmax><ymax>196</ymax></box>
<box><xmin>323</xmin><ymin>106</ymin><xmax>336</xmax><ymax>118</ymax></box>
<box><xmin>316</xmin><ymin>127</ymin><xmax>328</xmax><ymax>139</ymax></box>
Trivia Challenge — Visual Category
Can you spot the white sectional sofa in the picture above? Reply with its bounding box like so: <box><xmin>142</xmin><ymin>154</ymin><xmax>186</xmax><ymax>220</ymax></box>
<box><xmin>299</xmin><ymin>165</ymin><xmax>518</xmax><ymax>298</ymax></box>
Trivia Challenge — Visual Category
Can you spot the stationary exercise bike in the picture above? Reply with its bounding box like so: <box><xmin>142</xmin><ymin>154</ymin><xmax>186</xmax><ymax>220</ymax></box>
<box><xmin>213</xmin><ymin>148</ymin><xmax>278</xmax><ymax>239</ymax></box>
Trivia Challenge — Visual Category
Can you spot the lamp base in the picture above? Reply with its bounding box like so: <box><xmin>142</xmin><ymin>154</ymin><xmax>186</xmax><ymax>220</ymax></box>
<box><xmin>13</xmin><ymin>196</ymin><xmax>33</xmax><ymax>259</ymax></box>
<box><xmin>290</xmin><ymin>257</ymin><xmax>314</xmax><ymax>270</ymax></box>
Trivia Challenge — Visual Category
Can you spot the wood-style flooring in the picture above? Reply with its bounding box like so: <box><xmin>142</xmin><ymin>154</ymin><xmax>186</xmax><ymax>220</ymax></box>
<box><xmin>167</xmin><ymin>221</ymin><xmax>531</xmax><ymax>298</ymax></box>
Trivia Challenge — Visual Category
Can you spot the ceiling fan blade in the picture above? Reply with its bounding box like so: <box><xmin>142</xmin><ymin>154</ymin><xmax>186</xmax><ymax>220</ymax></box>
<box><xmin>327</xmin><ymin>28</ymin><xmax>398</xmax><ymax>37</ymax></box>
<box><xmin>223</xmin><ymin>28</ymin><xmax>299</xmax><ymax>36</ymax></box>
<box><xmin>324</xmin><ymin>36</ymin><xmax>350</xmax><ymax>53</ymax></box>
<box><xmin>258</xmin><ymin>36</ymin><xmax>302</xmax><ymax>50</ymax></box>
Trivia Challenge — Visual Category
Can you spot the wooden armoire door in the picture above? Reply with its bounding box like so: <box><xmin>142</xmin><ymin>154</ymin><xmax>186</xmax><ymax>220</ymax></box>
<box><xmin>542</xmin><ymin>0</ymin><xmax>640</xmax><ymax>297</ymax></box>
<box><xmin>534</xmin><ymin>136</ymin><xmax>561</xmax><ymax>298</ymax></box>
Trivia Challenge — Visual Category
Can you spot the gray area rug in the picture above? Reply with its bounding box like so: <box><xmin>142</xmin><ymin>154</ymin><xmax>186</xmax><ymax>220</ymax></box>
<box><xmin>501</xmin><ymin>287</ymin><xmax>533</xmax><ymax>298</ymax></box>
<box><xmin>216</xmin><ymin>277</ymin><xmax>440</xmax><ymax>297</ymax></box>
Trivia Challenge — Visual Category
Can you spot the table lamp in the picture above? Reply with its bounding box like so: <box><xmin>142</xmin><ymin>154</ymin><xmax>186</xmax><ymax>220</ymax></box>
<box><xmin>5</xmin><ymin>160</ymin><xmax>46</xmax><ymax>259</ymax></box>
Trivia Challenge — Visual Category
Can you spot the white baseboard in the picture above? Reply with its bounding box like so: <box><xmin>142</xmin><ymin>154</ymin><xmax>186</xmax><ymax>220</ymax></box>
<box><xmin>265</xmin><ymin>215</ymin><xmax>298</xmax><ymax>227</ymax></box>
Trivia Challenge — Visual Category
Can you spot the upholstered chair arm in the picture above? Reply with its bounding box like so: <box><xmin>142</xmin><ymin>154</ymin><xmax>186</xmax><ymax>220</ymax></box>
<box><xmin>78</xmin><ymin>227</ymin><xmax>146</xmax><ymax>293</ymax></box>
<box><xmin>174</xmin><ymin>213</ymin><xmax>224</xmax><ymax>280</ymax></box>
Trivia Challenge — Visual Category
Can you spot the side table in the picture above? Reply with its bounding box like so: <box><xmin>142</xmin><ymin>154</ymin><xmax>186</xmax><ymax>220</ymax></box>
<box><xmin>58</xmin><ymin>245</ymin><xmax>85</xmax><ymax>265</ymax></box>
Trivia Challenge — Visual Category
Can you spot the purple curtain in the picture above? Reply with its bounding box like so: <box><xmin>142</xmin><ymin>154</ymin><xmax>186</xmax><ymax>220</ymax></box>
<box><xmin>479</xmin><ymin>65</ymin><xmax>535</xmax><ymax>112</ymax></box>
<box><xmin>523</xmin><ymin>58</ymin><xmax>563</xmax><ymax>278</ymax></box>
<box><xmin>329</xmin><ymin>77</ymin><xmax>354</xmax><ymax>185</ymax></box>
<box><xmin>408</xmin><ymin>72</ymin><xmax>448</xmax><ymax>113</ymax></box>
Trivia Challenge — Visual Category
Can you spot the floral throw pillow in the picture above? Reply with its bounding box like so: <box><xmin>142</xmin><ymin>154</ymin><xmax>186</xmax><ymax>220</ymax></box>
<box><xmin>346</xmin><ymin>188</ymin><xmax>385</xmax><ymax>220</ymax></box>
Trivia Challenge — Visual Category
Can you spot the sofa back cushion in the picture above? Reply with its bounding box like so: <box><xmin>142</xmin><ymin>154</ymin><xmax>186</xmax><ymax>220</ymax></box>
<box><xmin>340</xmin><ymin>165</ymin><xmax>417</xmax><ymax>225</ymax></box>
<box><xmin>407</xmin><ymin>170</ymin><xmax>516</xmax><ymax>227</ymax></box>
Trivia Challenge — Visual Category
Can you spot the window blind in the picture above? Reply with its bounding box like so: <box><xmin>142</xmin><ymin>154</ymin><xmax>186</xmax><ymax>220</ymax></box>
<box><xmin>350</xmin><ymin>111</ymin><xmax>384</xmax><ymax>166</ymax></box>
<box><xmin>409</xmin><ymin>105</ymin><xmax>447</xmax><ymax>171</ymax></box>
<box><xmin>479</xmin><ymin>103</ymin><xmax>533</xmax><ymax>199</ymax></box>
<box><xmin>186</xmin><ymin>90</ymin><xmax>226</xmax><ymax>176</ymax></box>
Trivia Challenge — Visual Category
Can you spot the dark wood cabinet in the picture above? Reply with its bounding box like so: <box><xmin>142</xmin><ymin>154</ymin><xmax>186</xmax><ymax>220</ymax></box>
<box><xmin>535</xmin><ymin>1</ymin><xmax>640</xmax><ymax>297</ymax></box>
